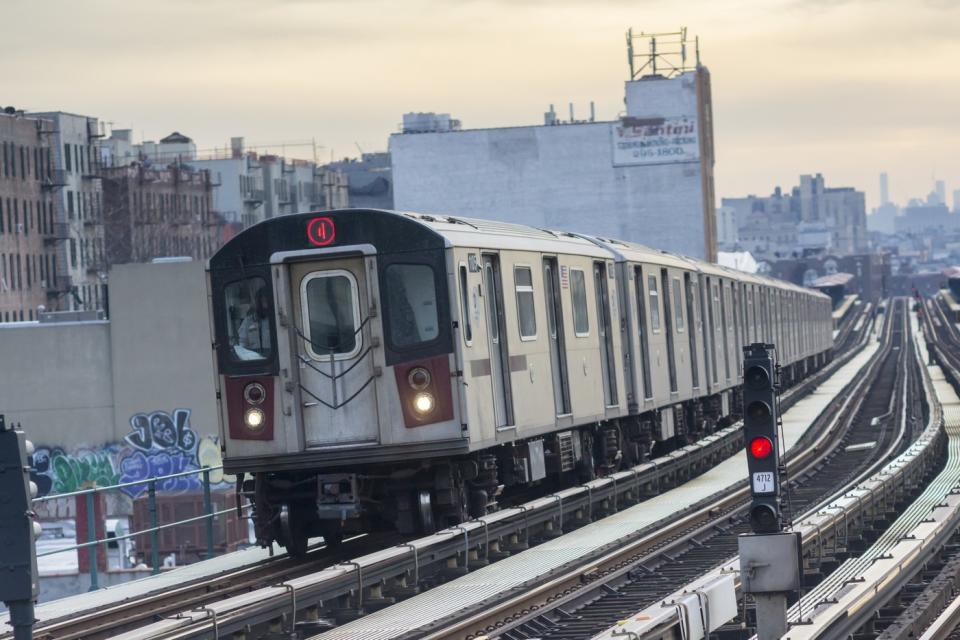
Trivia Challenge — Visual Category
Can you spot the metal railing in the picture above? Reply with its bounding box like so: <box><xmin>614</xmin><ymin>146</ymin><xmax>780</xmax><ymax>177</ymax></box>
<box><xmin>32</xmin><ymin>465</ymin><xmax>247</xmax><ymax>591</ymax></box>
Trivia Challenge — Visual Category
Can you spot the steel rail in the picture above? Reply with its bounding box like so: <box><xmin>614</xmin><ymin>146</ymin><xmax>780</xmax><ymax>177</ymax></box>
<box><xmin>917</xmin><ymin>590</ymin><xmax>960</xmax><ymax>640</ymax></box>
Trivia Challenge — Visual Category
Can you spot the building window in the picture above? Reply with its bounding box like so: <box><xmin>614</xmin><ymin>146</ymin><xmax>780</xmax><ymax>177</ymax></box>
<box><xmin>514</xmin><ymin>266</ymin><xmax>537</xmax><ymax>340</ymax></box>
<box><xmin>64</xmin><ymin>143</ymin><xmax>72</xmax><ymax>172</ymax></box>
<box><xmin>570</xmin><ymin>267</ymin><xmax>589</xmax><ymax>337</ymax></box>
<box><xmin>70</xmin><ymin>238</ymin><xmax>77</xmax><ymax>268</ymax></box>
<box><xmin>67</xmin><ymin>191</ymin><xmax>74</xmax><ymax>219</ymax></box>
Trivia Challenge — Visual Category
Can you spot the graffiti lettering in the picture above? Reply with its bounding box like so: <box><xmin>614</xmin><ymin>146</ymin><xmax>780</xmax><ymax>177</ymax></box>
<box><xmin>118</xmin><ymin>450</ymin><xmax>200</xmax><ymax>497</ymax></box>
<box><xmin>125</xmin><ymin>409</ymin><xmax>196</xmax><ymax>453</ymax></box>
<box><xmin>31</xmin><ymin>447</ymin><xmax>121</xmax><ymax>495</ymax></box>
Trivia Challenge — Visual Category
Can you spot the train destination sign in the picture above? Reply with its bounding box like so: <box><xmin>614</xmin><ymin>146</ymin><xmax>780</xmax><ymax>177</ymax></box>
<box><xmin>307</xmin><ymin>216</ymin><xmax>336</xmax><ymax>246</ymax></box>
<box><xmin>611</xmin><ymin>115</ymin><xmax>700</xmax><ymax>167</ymax></box>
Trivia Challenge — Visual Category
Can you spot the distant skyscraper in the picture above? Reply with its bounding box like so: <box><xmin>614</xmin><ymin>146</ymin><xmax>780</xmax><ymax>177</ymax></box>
<box><xmin>880</xmin><ymin>172</ymin><xmax>889</xmax><ymax>206</ymax></box>
<box><xmin>953</xmin><ymin>189</ymin><xmax>960</xmax><ymax>213</ymax></box>
<box><xmin>936</xmin><ymin>180</ymin><xmax>947</xmax><ymax>206</ymax></box>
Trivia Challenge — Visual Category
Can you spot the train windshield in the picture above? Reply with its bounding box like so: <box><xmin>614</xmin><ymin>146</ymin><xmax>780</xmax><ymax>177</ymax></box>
<box><xmin>223</xmin><ymin>276</ymin><xmax>274</xmax><ymax>362</ymax></box>
<box><xmin>384</xmin><ymin>263</ymin><xmax>439</xmax><ymax>348</ymax></box>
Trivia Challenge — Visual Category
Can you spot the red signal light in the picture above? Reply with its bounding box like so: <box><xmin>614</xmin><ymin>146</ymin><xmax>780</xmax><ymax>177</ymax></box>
<box><xmin>750</xmin><ymin>436</ymin><xmax>774</xmax><ymax>459</ymax></box>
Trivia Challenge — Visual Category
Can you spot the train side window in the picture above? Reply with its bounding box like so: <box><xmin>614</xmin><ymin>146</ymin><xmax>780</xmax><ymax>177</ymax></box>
<box><xmin>224</xmin><ymin>276</ymin><xmax>273</xmax><ymax>362</ymax></box>
<box><xmin>384</xmin><ymin>263</ymin><xmax>439</xmax><ymax>348</ymax></box>
<box><xmin>648</xmin><ymin>275</ymin><xmax>661</xmax><ymax>332</ymax></box>
<box><xmin>514</xmin><ymin>266</ymin><xmax>537</xmax><ymax>340</ymax></box>
<box><xmin>672</xmin><ymin>277</ymin><xmax>684</xmax><ymax>332</ymax></box>
<box><xmin>570</xmin><ymin>268</ymin><xmax>589</xmax><ymax>337</ymax></box>
<box><xmin>301</xmin><ymin>270</ymin><xmax>361</xmax><ymax>360</ymax></box>
<box><xmin>458</xmin><ymin>264</ymin><xmax>473</xmax><ymax>345</ymax></box>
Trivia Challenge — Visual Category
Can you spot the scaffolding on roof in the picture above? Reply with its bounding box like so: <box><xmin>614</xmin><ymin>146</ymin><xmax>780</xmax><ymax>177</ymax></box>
<box><xmin>626</xmin><ymin>27</ymin><xmax>700</xmax><ymax>80</ymax></box>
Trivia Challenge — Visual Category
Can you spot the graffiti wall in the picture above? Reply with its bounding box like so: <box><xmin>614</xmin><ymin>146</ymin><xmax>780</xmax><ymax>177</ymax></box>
<box><xmin>31</xmin><ymin>408</ymin><xmax>233</xmax><ymax>499</ymax></box>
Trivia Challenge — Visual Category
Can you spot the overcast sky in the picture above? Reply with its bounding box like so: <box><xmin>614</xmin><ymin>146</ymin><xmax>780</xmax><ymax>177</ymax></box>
<box><xmin>2</xmin><ymin>0</ymin><xmax>958</xmax><ymax>209</ymax></box>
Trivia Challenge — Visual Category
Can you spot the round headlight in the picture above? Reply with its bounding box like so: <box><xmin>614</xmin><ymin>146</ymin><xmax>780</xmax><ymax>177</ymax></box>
<box><xmin>407</xmin><ymin>367</ymin><xmax>432</xmax><ymax>390</ymax></box>
<box><xmin>413</xmin><ymin>392</ymin><xmax>436</xmax><ymax>415</ymax></box>
<box><xmin>243</xmin><ymin>408</ymin><xmax>265</xmax><ymax>431</ymax></box>
<box><xmin>244</xmin><ymin>382</ymin><xmax>266</xmax><ymax>405</ymax></box>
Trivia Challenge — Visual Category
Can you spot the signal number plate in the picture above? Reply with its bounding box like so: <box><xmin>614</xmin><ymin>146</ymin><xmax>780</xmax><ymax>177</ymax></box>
<box><xmin>752</xmin><ymin>472</ymin><xmax>775</xmax><ymax>494</ymax></box>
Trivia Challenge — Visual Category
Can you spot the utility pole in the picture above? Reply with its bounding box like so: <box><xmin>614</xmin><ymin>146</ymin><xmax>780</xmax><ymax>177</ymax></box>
<box><xmin>738</xmin><ymin>344</ymin><xmax>801</xmax><ymax>640</ymax></box>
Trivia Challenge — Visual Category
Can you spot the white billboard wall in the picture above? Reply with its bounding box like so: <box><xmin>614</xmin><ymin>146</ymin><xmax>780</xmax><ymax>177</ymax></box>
<box><xmin>611</xmin><ymin>116</ymin><xmax>699</xmax><ymax>167</ymax></box>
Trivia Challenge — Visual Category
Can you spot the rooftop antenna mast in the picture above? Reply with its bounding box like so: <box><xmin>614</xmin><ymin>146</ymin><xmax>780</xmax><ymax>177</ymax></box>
<box><xmin>625</xmin><ymin>27</ymin><xmax>698</xmax><ymax>81</ymax></box>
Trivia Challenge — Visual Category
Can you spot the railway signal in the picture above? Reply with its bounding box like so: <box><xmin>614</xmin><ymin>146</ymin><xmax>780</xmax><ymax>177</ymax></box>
<box><xmin>738</xmin><ymin>345</ymin><xmax>801</xmax><ymax>640</ymax></box>
<box><xmin>742</xmin><ymin>343</ymin><xmax>782</xmax><ymax>534</ymax></box>
<box><xmin>0</xmin><ymin>415</ymin><xmax>40</xmax><ymax>640</ymax></box>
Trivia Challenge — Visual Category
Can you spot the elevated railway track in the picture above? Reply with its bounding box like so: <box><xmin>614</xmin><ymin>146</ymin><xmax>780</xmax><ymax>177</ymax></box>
<box><xmin>4</xmin><ymin>298</ymin><xmax>876</xmax><ymax>640</ymax></box>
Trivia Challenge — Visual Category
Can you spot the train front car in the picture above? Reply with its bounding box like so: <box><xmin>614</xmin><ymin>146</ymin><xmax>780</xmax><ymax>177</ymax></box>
<box><xmin>208</xmin><ymin>210</ymin><xmax>462</xmax><ymax>555</ymax></box>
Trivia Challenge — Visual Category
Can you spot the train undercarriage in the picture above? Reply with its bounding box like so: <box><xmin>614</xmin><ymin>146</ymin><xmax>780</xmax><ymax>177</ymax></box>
<box><xmin>238</xmin><ymin>352</ymin><xmax>829</xmax><ymax>556</ymax></box>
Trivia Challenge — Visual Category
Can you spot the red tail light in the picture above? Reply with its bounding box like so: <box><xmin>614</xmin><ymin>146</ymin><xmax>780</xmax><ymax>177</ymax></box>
<box><xmin>225</xmin><ymin>375</ymin><xmax>275</xmax><ymax>440</ymax></box>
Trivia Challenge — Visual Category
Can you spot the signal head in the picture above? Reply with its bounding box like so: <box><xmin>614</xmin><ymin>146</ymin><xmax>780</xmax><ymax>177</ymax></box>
<box><xmin>750</xmin><ymin>436</ymin><xmax>774</xmax><ymax>459</ymax></box>
<box><xmin>744</xmin><ymin>364</ymin><xmax>771</xmax><ymax>390</ymax></box>
<box><xmin>746</xmin><ymin>400</ymin><xmax>772</xmax><ymax>422</ymax></box>
<box><xmin>749</xmin><ymin>502</ymin><xmax>780</xmax><ymax>534</ymax></box>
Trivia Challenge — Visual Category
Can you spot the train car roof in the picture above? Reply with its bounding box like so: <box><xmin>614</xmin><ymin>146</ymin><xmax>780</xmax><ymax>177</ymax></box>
<box><xmin>406</xmin><ymin>211</ymin><xmax>610</xmax><ymax>257</ymax></box>
<box><xmin>585</xmin><ymin>235</ymin><xmax>827</xmax><ymax>299</ymax></box>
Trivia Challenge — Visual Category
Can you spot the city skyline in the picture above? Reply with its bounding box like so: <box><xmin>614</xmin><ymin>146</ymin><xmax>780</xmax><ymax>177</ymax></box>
<box><xmin>3</xmin><ymin>0</ymin><xmax>958</xmax><ymax>210</ymax></box>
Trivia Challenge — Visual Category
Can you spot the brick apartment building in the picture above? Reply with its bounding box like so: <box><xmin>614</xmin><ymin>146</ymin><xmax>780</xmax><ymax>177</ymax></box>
<box><xmin>101</xmin><ymin>162</ymin><xmax>224</xmax><ymax>265</ymax></box>
<box><xmin>0</xmin><ymin>109</ymin><xmax>61</xmax><ymax>322</ymax></box>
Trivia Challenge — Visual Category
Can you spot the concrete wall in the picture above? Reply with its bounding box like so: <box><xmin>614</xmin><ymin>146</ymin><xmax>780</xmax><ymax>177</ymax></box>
<box><xmin>0</xmin><ymin>321</ymin><xmax>114</xmax><ymax>449</ymax></box>
<box><xmin>0</xmin><ymin>260</ymin><xmax>227</xmax><ymax>501</ymax></box>
<box><xmin>108</xmin><ymin>261</ymin><xmax>220</xmax><ymax>456</ymax></box>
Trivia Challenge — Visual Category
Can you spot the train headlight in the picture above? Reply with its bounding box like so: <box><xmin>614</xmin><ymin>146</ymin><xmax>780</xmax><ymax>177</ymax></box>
<box><xmin>244</xmin><ymin>382</ymin><xmax>266</xmax><ymax>405</ymax></box>
<box><xmin>413</xmin><ymin>392</ymin><xmax>435</xmax><ymax>415</ymax></box>
<box><xmin>243</xmin><ymin>408</ymin><xmax>265</xmax><ymax>431</ymax></box>
<box><xmin>407</xmin><ymin>367</ymin><xmax>432</xmax><ymax>390</ymax></box>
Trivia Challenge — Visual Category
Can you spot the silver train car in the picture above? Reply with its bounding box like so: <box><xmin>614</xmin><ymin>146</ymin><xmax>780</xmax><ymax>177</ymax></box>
<box><xmin>207</xmin><ymin>209</ymin><xmax>833</xmax><ymax>554</ymax></box>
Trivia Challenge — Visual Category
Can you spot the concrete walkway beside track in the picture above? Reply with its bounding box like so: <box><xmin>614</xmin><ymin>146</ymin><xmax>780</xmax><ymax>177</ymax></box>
<box><xmin>312</xmin><ymin>335</ymin><xmax>882</xmax><ymax>640</ymax></box>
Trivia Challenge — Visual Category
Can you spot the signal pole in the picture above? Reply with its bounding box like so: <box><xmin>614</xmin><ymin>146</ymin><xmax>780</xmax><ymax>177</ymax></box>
<box><xmin>738</xmin><ymin>344</ymin><xmax>801</xmax><ymax>640</ymax></box>
<box><xmin>0</xmin><ymin>415</ymin><xmax>40</xmax><ymax>640</ymax></box>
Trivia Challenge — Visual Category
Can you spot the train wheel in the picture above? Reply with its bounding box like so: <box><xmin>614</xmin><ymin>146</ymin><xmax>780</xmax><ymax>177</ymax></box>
<box><xmin>278</xmin><ymin>505</ymin><xmax>309</xmax><ymax>558</ymax></box>
<box><xmin>418</xmin><ymin>490</ymin><xmax>436</xmax><ymax>534</ymax></box>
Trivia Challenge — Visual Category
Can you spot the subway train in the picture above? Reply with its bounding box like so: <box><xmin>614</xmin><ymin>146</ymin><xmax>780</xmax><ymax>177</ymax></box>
<box><xmin>207</xmin><ymin>209</ymin><xmax>834</xmax><ymax>554</ymax></box>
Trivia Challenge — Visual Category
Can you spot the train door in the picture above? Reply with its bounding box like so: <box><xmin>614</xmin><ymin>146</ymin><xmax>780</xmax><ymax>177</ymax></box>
<box><xmin>289</xmin><ymin>257</ymin><xmax>380</xmax><ymax>446</ymax></box>
<box><xmin>660</xmin><ymin>268</ymin><xmax>679</xmax><ymax>394</ymax></box>
<box><xmin>719</xmin><ymin>282</ymin><xmax>732</xmax><ymax>382</ymax></box>
<box><xmin>685</xmin><ymin>272</ymin><xmax>701</xmax><ymax>390</ymax></box>
<box><xmin>543</xmin><ymin>257</ymin><xmax>571</xmax><ymax>415</ymax></box>
<box><xmin>635</xmin><ymin>266</ymin><xmax>654</xmax><ymax>401</ymax></box>
<box><xmin>708</xmin><ymin>280</ymin><xmax>720</xmax><ymax>385</ymax></box>
<box><xmin>483</xmin><ymin>254</ymin><xmax>514</xmax><ymax>427</ymax></box>
<box><xmin>594</xmin><ymin>261</ymin><xmax>618</xmax><ymax>406</ymax></box>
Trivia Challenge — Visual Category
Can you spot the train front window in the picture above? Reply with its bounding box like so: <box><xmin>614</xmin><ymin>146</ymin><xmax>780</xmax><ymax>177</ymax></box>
<box><xmin>301</xmin><ymin>270</ymin><xmax>361</xmax><ymax>360</ymax></box>
<box><xmin>385</xmin><ymin>264</ymin><xmax>439</xmax><ymax>348</ymax></box>
<box><xmin>224</xmin><ymin>277</ymin><xmax>273</xmax><ymax>362</ymax></box>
